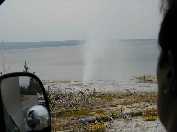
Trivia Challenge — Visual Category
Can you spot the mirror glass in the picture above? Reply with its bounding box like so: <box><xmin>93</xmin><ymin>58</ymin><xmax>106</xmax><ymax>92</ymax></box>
<box><xmin>0</xmin><ymin>76</ymin><xmax>50</xmax><ymax>132</ymax></box>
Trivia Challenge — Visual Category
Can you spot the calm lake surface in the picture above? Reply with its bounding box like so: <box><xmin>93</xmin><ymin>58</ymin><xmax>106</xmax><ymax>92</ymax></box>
<box><xmin>0</xmin><ymin>39</ymin><xmax>159</xmax><ymax>81</ymax></box>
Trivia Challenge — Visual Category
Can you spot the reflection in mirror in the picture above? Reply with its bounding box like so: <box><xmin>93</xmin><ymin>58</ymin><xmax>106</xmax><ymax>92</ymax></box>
<box><xmin>26</xmin><ymin>105</ymin><xmax>49</xmax><ymax>131</ymax></box>
<box><xmin>0</xmin><ymin>76</ymin><xmax>50</xmax><ymax>132</ymax></box>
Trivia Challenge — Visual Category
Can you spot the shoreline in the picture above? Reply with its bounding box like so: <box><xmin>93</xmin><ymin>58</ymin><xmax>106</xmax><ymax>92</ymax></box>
<box><xmin>43</xmin><ymin>76</ymin><xmax>158</xmax><ymax>93</ymax></box>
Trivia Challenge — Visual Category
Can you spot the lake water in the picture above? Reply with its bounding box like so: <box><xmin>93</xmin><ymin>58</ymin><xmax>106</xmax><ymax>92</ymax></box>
<box><xmin>0</xmin><ymin>39</ymin><xmax>159</xmax><ymax>81</ymax></box>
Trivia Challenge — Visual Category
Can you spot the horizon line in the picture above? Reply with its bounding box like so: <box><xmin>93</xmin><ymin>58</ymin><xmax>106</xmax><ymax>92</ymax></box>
<box><xmin>0</xmin><ymin>38</ymin><xmax>157</xmax><ymax>43</ymax></box>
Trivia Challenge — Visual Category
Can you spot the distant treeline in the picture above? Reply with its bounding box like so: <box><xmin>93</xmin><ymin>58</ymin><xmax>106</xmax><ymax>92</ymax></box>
<box><xmin>0</xmin><ymin>40</ymin><xmax>85</xmax><ymax>50</ymax></box>
<box><xmin>0</xmin><ymin>39</ymin><xmax>158</xmax><ymax>50</ymax></box>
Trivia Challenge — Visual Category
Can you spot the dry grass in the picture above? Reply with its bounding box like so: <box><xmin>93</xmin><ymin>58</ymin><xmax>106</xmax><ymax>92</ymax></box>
<box><xmin>50</xmin><ymin>91</ymin><xmax>158</xmax><ymax>131</ymax></box>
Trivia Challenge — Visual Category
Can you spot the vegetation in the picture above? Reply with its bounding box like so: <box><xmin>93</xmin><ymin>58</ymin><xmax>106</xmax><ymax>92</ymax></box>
<box><xmin>47</xmin><ymin>86</ymin><xmax>158</xmax><ymax>131</ymax></box>
<box><xmin>23</xmin><ymin>60</ymin><xmax>30</xmax><ymax>72</ymax></box>
<box><xmin>143</xmin><ymin>107</ymin><xmax>158</xmax><ymax>121</ymax></box>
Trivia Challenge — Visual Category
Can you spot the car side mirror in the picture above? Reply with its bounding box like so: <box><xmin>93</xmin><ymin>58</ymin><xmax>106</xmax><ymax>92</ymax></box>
<box><xmin>0</xmin><ymin>72</ymin><xmax>51</xmax><ymax>132</ymax></box>
<box><xmin>0</xmin><ymin>0</ymin><xmax>5</xmax><ymax>5</ymax></box>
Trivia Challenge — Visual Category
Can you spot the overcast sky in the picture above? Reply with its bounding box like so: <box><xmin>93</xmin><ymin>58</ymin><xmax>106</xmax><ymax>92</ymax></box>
<box><xmin>0</xmin><ymin>0</ymin><xmax>161</xmax><ymax>42</ymax></box>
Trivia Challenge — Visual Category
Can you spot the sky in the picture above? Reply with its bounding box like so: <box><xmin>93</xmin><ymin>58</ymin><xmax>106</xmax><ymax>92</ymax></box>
<box><xmin>0</xmin><ymin>0</ymin><xmax>162</xmax><ymax>42</ymax></box>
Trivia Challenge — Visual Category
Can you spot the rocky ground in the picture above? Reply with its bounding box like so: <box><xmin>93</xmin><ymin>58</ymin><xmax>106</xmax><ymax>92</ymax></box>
<box><xmin>43</xmin><ymin>75</ymin><xmax>166</xmax><ymax>132</ymax></box>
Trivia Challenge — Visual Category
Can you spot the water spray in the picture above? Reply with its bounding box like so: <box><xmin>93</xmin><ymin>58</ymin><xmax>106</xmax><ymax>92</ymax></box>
<box><xmin>83</xmin><ymin>38</ymin><xmax>110</xmax><ymax>82</ymax></box>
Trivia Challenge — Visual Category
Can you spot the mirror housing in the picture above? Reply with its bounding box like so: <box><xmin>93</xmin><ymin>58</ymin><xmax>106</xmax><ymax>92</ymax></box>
<box><xmin>0</xmin><ymin>72</ymin><xmax>51</xmax><ymax>132</ymax></box>
<box><xmin>0</xmin><ymin>0</ymin><xmax>5</xmax><ymax>5</ymax></box>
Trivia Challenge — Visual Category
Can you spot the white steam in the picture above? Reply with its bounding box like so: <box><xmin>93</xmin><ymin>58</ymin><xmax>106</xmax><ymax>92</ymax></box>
<box><xmin>83</xmin><ymin>38</ymin><xmax>110</xmax><ymax>81</ymax></box>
